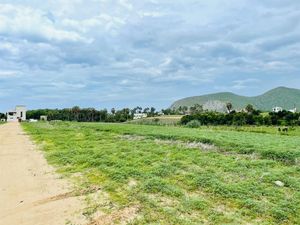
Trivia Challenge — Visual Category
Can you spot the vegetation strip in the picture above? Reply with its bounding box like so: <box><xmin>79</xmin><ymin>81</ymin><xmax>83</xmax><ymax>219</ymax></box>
<box><xmin>121</xmin><ymin>134</ymin><xmax>217</xmax><ymax>151</ymax></box>
<box><xmin>84</xmin><ymin>123</ymin><xmax>300</xmax><ymax>163</ymax></box>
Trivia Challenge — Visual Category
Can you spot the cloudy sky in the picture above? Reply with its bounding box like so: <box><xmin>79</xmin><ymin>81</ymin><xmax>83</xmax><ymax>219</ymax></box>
<box><xmin>1</xmin><ymin>0</ymin><xmax>300</xmax><ymax>111</ymax></box>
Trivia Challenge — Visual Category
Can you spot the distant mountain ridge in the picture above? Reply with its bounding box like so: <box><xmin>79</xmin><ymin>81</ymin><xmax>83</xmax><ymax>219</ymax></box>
<box><xmin>171</xmin><ymin>87</ymin><xmax>300</xmax><ymax>112</ymax></box>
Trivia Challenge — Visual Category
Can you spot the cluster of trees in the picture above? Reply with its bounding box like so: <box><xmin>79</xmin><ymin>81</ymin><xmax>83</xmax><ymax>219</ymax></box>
<box><xmin>268</xmin><ymin>111</ymin><xmax>300</xmax><ymax>126</ymax></box>
<box><xmin>181</xmin><ymin>104</ymin><xmax>300</xmax><ymax>126</ymax></box>
<box><xmin>162</xmin><ymin>104</ymin><xmax>204</xmax><ymax>115</ymax></box>
<box><xmin>134</xmin><ymin>106</ymin><xmax>157</xmax><ymax>117</ymax></box>
<box><xmin>27</xmin><ymin>106</ymin><xmax>158</xmax><ymax>123</ymax></box>
<box><xmin>163</xmin><ymin>102</ymin><xmax>247</xmax><ymax>116</ymax></box>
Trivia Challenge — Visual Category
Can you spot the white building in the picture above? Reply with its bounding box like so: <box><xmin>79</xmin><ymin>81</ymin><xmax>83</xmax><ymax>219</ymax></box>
<box><xmin>272</xmin><ymin>106</ymin><xmax>283</xmax><ymax>113</ymax></box>
<box><xmin>289</xmin><ymin>108</ymin><xmax>297</xmax><ymax>113</ymax></box>
<box><xmin>133</xmin><ymin>113</ymin><xmax>147</xmax><ymax>120</ymax></box>
<box><xmin>6</xmin><ymin>105</ymin><xmax>27</xmax><ymax>122</ymax></box>
<box><xmin>158</xmin><ymin>111</ymin><xmax>165</xmax><ymax>116</ymax></box>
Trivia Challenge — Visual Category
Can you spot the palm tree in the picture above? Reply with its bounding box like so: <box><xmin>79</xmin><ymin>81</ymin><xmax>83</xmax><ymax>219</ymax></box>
<box><xmin>226</xmin><ymin>102</ymin><xmax>233</xmax><ymax>113</ymax></box>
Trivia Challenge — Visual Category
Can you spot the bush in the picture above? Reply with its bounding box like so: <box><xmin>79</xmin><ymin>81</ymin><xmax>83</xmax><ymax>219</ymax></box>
<box><xmin>186</xmin><ymin>120</ymin><xmax>201</xmax><ymax>128</ymax></box>
<box><xmin>153</xmin><ymin>118</ymin><xmax>160</xmax><ymax>123</ymax></box>
<box><xmin>261</xmin><ymin>150</ymin><xmax>298</xmax><ymax>163</ymax></box>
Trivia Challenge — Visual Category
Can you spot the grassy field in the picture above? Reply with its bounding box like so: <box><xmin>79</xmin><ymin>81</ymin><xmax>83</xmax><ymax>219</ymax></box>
<box><xmin>23</xmin><ymin>122</ymin><xmax>300</xmax><ymax>224</ymax></box>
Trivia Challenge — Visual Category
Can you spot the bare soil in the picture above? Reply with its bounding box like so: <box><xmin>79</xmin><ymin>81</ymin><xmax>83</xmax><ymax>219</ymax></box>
<box><xmin>0</xmin><ymin>122</ymin><xmax>87</xmax><ymax>225</ymax></box>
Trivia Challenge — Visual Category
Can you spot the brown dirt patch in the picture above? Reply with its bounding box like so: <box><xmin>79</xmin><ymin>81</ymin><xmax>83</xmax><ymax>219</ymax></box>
<box><xmin>0</xmin><ymin>122</ymin><xmax>87</xmax><ymax>225</ymax></box>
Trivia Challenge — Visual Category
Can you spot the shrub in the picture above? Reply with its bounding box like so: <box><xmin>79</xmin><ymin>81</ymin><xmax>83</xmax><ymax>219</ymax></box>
<box><xmin>261</xmin><ymin>150</ymin><xmax>298</xmax><ymax>163</ymax></box>
<box><xmin>153</xmin><ymin>118</ymin><xmax>160</xmax><ymax>123</ymax></box>
<box><xmin>186</xmin><ymin>120</ymin><xmax>201</xmax><ymax>128</ymax></box>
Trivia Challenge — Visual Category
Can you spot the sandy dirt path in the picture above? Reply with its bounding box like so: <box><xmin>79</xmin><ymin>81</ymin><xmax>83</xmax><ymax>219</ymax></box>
<box><xmin>0</xmin><ymin>122</ymin><xmax>87</xmax><ymax>225</ymax></box>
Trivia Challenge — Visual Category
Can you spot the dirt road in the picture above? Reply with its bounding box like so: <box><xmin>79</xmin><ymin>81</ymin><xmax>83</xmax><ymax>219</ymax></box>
<box><xmin>0</xmin><ymin>122</ymin><xmax>86</xmax><ymax>225</ymax></box>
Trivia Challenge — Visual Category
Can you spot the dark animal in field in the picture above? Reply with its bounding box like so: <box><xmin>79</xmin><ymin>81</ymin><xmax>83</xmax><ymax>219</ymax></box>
<box><xmin>278</xmin><ymin>127</ymin><xmax>289</xmax><ymax>132</ymax></box>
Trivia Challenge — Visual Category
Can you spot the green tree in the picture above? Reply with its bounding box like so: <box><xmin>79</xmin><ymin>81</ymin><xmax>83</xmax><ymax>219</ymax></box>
<box><xmin>72</xmin><ymin>106</ymin><xmax>80</xmax><ymax>121</ymax></box>
<box><xmin>111</xmin><ymin>108</ymin><xmax>116</xmax><ymax>115</ymax></box>
<box><xmin>150</xmin><ymin>107</ymin><xmax>156</xmax><ymax>115</ymax></box>
<box><xmin>143</xmin><ymin>107</ymin><xmax>150</xmax><ymax>114</ymax></box>
<box><xmin>226</xmin><ymin>102</ymin><xmax>233</xmax><ymax>113</ymax></box>
<box><xmin>245</xmin><ymin>104</ymin><xmax>255</xmax><ymax>114</ymax></box>
<box><xmin>190</xmin><ymin>104</ymin><xmax>203</xmax><ymax>115</ymax></box>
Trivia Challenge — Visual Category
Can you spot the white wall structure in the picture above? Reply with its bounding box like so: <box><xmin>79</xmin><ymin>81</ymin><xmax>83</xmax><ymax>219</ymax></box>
<box><xmin>272</xmin><ymin>106</ymin><xmax>283</xmax><ymax>113</ymax></box>
<box><xmin>133</xmin><ymin>113</ymin><xmax>147</xmax><ymax>120</ymax></box>
<box><xmin>6</xmin><ymin>105</ymin><xmax>27</xmax><ymax>122</ymax></box>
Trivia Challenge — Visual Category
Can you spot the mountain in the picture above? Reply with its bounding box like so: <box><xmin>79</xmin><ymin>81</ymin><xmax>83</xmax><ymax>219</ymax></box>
<box><xmin>171</xmin><ymin>87</ymin><xmax>300</xmax><ymax>112</ymax></box>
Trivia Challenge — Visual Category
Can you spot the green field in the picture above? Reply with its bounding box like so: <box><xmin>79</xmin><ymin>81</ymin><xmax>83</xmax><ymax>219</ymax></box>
<box><xmin>22</xmin><ymin>122</ymin><xmax>300</xmax><ymax>224</ymax></box>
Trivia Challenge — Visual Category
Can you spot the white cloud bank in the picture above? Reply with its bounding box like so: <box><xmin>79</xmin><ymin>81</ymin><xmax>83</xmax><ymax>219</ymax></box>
<box><xmin>0</xmin><ymin>0</ymin><xmax>300</xmax><ymax>111</ymax></box>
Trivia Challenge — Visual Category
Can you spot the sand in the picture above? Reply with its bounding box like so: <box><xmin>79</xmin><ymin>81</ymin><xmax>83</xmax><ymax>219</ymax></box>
<box><xmin>0</xmin><ymin>122</ymin><xmax>87</xmax><ymax>225</ymax></box>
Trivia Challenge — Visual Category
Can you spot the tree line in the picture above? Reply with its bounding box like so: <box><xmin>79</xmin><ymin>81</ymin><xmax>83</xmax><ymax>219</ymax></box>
<box><xmin>26</xmin><ymin>106</ymin><xmax>159</xmax><ymax>122</ymax></box>
<box><xmin>181</xmin><ymin>105</ymin><xmax>300</xmax><ymax>126</ymax></box>
<box><xmin>2</xmin><ymin>103</ymin><xmax>299</xmax><ymax>126</ymax></box>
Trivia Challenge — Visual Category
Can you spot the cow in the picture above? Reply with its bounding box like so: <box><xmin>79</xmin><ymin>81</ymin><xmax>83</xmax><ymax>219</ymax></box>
<box><xmin>278</xmin><ymin>127</ymin><xmax>289</xmax><ymax>133</ymax></box>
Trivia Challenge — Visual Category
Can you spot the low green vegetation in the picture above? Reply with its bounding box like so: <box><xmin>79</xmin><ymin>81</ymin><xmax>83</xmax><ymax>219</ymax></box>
<box><xmin>23</xmin><ymin>122</ymin><xmax>300</xmax><ymax>224</ymax></box>
<box><xmin>181</xmin><ymin>110</ymin><xmax>300</xmax><ymax>126</ymax></box>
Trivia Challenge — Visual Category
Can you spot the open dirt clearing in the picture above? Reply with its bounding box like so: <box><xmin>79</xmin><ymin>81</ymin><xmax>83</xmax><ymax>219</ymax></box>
<box><xmin>0</xmin><ymin>122</ymin><xmax>87</xmax><ymax>225</ymax></box>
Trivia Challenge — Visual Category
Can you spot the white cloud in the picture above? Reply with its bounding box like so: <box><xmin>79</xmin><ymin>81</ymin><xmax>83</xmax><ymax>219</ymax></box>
<box><xmin>0</xmin><ymin>70</ymin><xmax>19</xmax><ymax>78</ymax></box>
<box><xmin>138</xmin><ymin>11</ymin><xmax>165</xmax><ymax>18</ymax></box>
<box><xmin>0</xmin><ymin>4</ymin><xmax>89</xmax><ymax>43</ymax></box>
<box><xmin>0</xmin><ymin>42</ymin><xmax>19</xmax><ymax>55</ymax></box>
<box><xmin>62</xmin><ymin>14</ymin><xmax>125</xmax><ymax>33</ymax></box>
<box><xmin>232</xmin><ymin>79</ymin><xmax>260</xmax><ymax>90</ymax></box>
<box><xmin>119</xmin><ymin>0</ymin><xmax>133</xmax><ymax>11</ymax></box>
<box><xmin>1</xmin><ymin>0</ymin><xmax>300</xmax><ymax>111</ymax></box>
<box><xmin>160</xmin><ymin>57</ymin><xmax>172</xmax><ymax>67</ymax></box>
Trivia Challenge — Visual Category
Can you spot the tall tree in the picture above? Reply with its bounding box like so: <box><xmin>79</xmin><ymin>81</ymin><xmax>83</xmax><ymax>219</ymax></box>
<box><xmin>245</xmin><ymin>104</ymin><xmax>254</xmax><ymax>114</ymax></box>
<box><xmin>143</xmin><ymin>107</ymin><xmax>150</xmax><ymax>114</ymax></box>
<box><xmin>190</xmin><ymin>104</ymin><xmax>203</xmax><ymax>115</ymax></box>
<box><xmin>226</xmin><ymin>102</ymin><xmax>233</xmax><ymax>113</ymax></box>
<box><xmin>111</xmin><ymin>108</ymin><xmax>116</xmax><ymax>115</ymax></box>
<box><xmin>72</xmin><ymin>106</ymin><xmax>80</xmax><ymax>121</ymax></box>
<box><xmin>182</xmin><ymin>106</ymin><xmax>188</xmax><ymax>115</ymax></box>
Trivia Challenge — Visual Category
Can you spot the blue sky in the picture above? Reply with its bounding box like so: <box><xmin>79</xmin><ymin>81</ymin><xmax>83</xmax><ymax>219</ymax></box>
<box><xmin>0</xmin><ymin>0</ymin><xmax>300</xmax><ymax>111</ymax></box>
